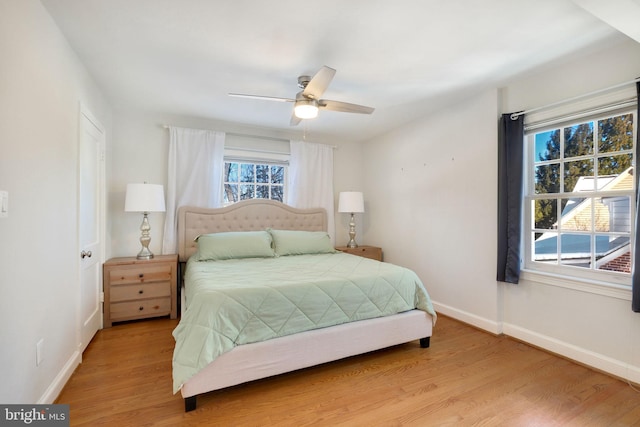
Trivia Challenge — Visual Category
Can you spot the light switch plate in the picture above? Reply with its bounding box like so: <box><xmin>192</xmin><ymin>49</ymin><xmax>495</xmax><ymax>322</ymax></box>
<box><xmin>0</xmin><ymin>191</ymin><xmax>7</xmax><ymax>218</ymax></box>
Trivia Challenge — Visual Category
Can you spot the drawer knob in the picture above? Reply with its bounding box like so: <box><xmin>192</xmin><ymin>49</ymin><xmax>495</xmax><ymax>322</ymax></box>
<box><xmin>138</xmin><ymin>290</ymin><xmax>144</xmax><ymax>294</ymax></box>
<box><xmin>139</xmin><ymin>306</ymin><xmax>144</xmax><ymax>311</ymax></box>
<box><xmin>139</xmin><ymin>273</ymin><xmax>144</xmax><ymax>278</ymax></box>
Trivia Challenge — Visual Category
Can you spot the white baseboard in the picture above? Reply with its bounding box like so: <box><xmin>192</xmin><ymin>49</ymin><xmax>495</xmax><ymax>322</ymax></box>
<box><xmin>503</xmin><ymin>322</ymin><xmax>640</xmax><ymax>385</ymax></box>
<box><xmin>432</xmin><ymin>301</ymin><xmax>640</xmax><ymax>385</ymax></box>
<box><xmin>432</xmin><ymin>301</ymin><xmax>502</xmax><ymax>334</ymax></box>
<box><xmin>37</xmin><ymin>350</ymin><xmax>82</xmax><ymax>404</ymax></box>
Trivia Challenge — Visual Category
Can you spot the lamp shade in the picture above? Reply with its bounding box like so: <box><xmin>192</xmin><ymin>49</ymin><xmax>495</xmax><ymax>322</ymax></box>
<box><xmin>338</xmin><ymin>191</ymin><xmax>364</xmax><ymax>213</ymax></box>
<box><xmin>124</xmin><ymin>183</ymin><xmax>166</xmax><ymax>213</ymax></box>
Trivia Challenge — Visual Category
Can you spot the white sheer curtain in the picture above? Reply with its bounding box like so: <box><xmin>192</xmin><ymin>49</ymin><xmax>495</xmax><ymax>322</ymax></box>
<box><xmin>288</xmin><ymin>140</ymin><xmax>335</xmax><ymax>242</ymax></box>
<box><xmin>162</xmin><ymin>127</ymin><xmax>225</xmax><ymax>254</ymax></box>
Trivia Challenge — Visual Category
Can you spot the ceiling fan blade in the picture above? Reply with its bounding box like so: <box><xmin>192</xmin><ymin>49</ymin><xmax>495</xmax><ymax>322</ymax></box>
<box><xmin>319</xmin><ymin>99</ymin><xmax>375</xmax><ymax>114</ymax></box>
<box><xmin>302</xmin><ymin>66</ymin><xmax>336</xmax><ymax>99</ymax></box>
<box><xmin>228</xmin><ymin>93</ymin><xmax>294</xmax><ymax>102</ymax></box>
<box><xmin>290</xmin><ymin>111</ymin><xmax>302</xmax><ymax>126</ymax></box>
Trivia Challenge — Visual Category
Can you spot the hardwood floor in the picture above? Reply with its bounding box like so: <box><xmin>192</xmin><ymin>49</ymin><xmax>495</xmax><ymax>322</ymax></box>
<box><xmin>56</xmin><ymin>315</ymin><xmax>640</xmax><ymax>426</ymax></box>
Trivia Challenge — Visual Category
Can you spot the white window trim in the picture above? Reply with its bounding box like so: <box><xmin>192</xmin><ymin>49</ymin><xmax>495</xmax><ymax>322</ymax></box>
<box><xmin>224</xmin><ymin>147</ymin><xmax>289</xmax><ymax>165</ymax></box>
<box><xmin>519</xmin><ymin>269</ymin><xmax>632</xmax><ymax>301</ymax></box>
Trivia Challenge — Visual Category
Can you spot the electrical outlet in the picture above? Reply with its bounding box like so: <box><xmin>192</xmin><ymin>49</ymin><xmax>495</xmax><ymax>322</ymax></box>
<box><xmin>36</xmin><ymin>339</ymin><xmax>44</xmax><ymax>366</ymax></box>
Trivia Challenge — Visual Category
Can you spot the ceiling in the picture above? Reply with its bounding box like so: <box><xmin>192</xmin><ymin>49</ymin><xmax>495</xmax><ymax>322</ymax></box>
<box><xmin>40</xmin><ymin>0</ymin><xmax>639</xmax><ymax>142</ymax></box>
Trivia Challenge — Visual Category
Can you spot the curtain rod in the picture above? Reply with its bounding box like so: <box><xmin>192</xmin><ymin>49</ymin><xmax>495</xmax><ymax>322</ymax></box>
<box><xmin>161</xmin><ymin>124</ymin><xmax>337</xmax><ymax>148</ymax></box>
<box><xmin>510</xmin><ymin>76</ymin><xmax>640</xmax><ymax>120</ymax></box>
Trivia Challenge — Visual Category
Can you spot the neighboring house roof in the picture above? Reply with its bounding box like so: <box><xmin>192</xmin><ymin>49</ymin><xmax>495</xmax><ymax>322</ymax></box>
<box><xmin>561</xmin><ymin>175</ymin><xmax>616</xmax><ymax>216</ymax></box>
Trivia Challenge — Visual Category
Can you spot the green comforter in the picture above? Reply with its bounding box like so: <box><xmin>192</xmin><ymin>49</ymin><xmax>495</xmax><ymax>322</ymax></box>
<box><xmin>172</xmin><ymin>252</ymin><xmax>436</xmax><ymax>393</ymax></box>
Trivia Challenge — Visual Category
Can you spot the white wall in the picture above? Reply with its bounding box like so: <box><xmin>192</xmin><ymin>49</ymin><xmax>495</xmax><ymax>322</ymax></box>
<box><xmin>362</xmin><ymin>37</ymin><xmax>640</xmax><ymax>383</ymax></box>
<box><xmin>107</xmin><ymin>109</ymin><xmax>365</xmax><ymax>258</ymax></box>
<box><xmin>363</xmin><ymin>89</ymin><xmax>502</xmax><ymax>332</ymax></box>
<box><xmin>0</xmin><ymin>0</ymin><xmax>112</xmax><ymax>403</ymax></box>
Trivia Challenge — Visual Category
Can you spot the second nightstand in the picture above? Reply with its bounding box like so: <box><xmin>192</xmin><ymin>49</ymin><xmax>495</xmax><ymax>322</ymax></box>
<box><xmin>335</xmin><ymin>245</ymin><xmax>383</xmax><ymax>261</ymax></box>
<box><xmin>103</xmin><ymin>254</ymin><xmax>178</xmax><ymax>327</ymax></box>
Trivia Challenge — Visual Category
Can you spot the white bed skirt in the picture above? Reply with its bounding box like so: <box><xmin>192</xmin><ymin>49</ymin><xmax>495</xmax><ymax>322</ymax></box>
<box><xmin>181</xmin><ymin>309</ymin><xmax>433</xmax><ymax>398</ymax></box>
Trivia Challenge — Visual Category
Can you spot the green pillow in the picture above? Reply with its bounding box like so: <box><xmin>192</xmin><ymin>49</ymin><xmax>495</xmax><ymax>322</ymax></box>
<box><xmin>195</xmin><ymin>231</ymin><xmax>275</xmax><ymax>261</ymax></box>
<box><xmin>268</xmin><ymin>229</ymin><xmax>336</xmax><ymax>256</ymax></box>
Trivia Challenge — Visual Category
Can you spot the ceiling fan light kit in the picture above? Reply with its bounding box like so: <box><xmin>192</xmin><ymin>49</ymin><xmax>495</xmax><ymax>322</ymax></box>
<box><xmin>229</xmin><ymin>65</ymin><xmax>374</xmax><ymax>126</ymax></box>
<box><xmin>294</xmin><ymin>98</ymin><xmax>319</xmax><ymax>119</ymax></box>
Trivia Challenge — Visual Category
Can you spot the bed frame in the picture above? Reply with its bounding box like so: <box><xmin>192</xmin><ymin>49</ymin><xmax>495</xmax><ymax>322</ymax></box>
<box><xmin>176</xmin><ymin>199</ymin><xmax>433</xmax><ymax>412</ymax></box>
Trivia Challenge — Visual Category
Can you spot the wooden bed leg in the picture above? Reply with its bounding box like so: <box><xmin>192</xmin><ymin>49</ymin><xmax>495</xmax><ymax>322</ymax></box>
<box><xmin>420</xmin><ymin>337</ymin><xmax>431</xmax><ymax>348</ymax></box>
<box><xmin>185</xmin><ymin>396</ymin><xmax>197</xmax><ymax>412</ymax></box>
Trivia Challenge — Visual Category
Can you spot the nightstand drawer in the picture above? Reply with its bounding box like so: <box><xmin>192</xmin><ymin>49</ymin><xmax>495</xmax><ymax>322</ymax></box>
<box><xmin>108</xmin><ymin>264</ymin><xmax>172</xmax><ymax>285</ymax></box>
<box><xmin>336</xmin><ymin>245</ymin><xmax>383</xmax><ymax>261</ymax></box>
<box><xmin>110</xmin><ymin>297</ymin><xmax>172</xmax><ymax>321</ymax></box>
<box><xmin>110</xmin><ymin>281</ymin><xmax>171</xmax><ymax>302</ymax></box>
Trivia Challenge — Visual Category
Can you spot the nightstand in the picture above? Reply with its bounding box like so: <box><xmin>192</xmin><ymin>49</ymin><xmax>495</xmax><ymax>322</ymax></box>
<box><xmin>103</xmin><ymin>254</ymin><xmax>178</xmax><ymax>327</ymax></box>
<box><xmin>335</xmin><ymin>245</ymin><xmax>383</xmax><ymax>261</ymax></box>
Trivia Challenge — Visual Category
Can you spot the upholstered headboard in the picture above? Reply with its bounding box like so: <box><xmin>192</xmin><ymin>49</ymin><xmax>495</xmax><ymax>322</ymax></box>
<box><xmin>176</xmin><ymin>199</ymin><xmax>328</xmax><ymax>262</ymax></box>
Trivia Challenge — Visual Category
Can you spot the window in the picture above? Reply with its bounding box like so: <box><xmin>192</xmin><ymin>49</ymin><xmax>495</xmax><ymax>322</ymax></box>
<box><xmin>524</xmin><ymin>111</ymin><xmax>635</xmax><ymax>285</ymax></box>
<box><xmin>223</xmin><ymin>161</ymin><xmax>286</xmax><ymax>204</ymax></box>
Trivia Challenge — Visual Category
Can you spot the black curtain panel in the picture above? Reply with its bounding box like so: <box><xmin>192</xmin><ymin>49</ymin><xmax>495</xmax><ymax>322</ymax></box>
<box><xmin>497</xmin><ymin>113</ymin><xmax>525</xmax><ymax>284</ymax></box>
<box><xmin>633</xmin><ymin>81</ymin><xmax>640</xmax><ymax>312</ymax></box>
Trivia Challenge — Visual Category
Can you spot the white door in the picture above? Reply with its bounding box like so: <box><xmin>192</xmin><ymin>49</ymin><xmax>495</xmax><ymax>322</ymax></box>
<box><xmin>78</xmin><ymin>105</ymin><xmax>105</xmax><ymax>353</ymax></box>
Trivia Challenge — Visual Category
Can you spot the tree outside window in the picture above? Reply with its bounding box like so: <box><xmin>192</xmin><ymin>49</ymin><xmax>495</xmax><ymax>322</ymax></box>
<box><xmin>224</xmin><ymin>162</ymin><xmax>285</xmax><ymax>205</ymax></box>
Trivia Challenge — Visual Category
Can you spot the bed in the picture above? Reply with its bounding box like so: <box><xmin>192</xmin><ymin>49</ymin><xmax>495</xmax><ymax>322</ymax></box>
<box><xmin>172</xmin><ymin>199</ymin><xmax>436</xmax><ymax>412</ymax></box>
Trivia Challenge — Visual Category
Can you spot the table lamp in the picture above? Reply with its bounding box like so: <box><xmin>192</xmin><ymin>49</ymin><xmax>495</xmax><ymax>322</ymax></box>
<box><xmin>125</xmin><ymin>183</ymin><xmax>166</xmax><ymax>259</ymax></box>
<box><xmin>338</xmin><ymin>191</ymin><xmax>365</xmax><ymax>248</ymax></box>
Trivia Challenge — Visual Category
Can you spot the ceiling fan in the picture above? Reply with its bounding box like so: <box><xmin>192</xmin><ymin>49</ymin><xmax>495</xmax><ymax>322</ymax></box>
<box><xmin>229</xmin><ymin>66</ymin><xmax>375</xmax><ymax>126</ymax></box>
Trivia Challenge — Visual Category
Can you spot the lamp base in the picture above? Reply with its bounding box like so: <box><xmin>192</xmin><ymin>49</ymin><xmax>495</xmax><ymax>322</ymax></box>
<box><xmin>346</xmin><ymin>213</ymin><xmax>358</xmax><ymax>248</ymax></box>
<box><xmin>136</xmin><ymin>249</ymin><xmax>154</xmax><ymax>260</ymax></box>
<box><xmin>136</xmin><ymin>212</ymin><xmax>154</xmax><ymax>260</ymax></box>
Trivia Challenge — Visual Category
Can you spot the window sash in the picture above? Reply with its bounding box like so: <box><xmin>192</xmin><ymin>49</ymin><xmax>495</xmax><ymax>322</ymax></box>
<box><xmin>523</xmin><ymin>109</ymin><xmax>635</xmax><ymax>287</ymax></box>
<box><xmin>223</xmin><ymin>159</ymin><xmax>287</xmax><ymax>205</ymax></box>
